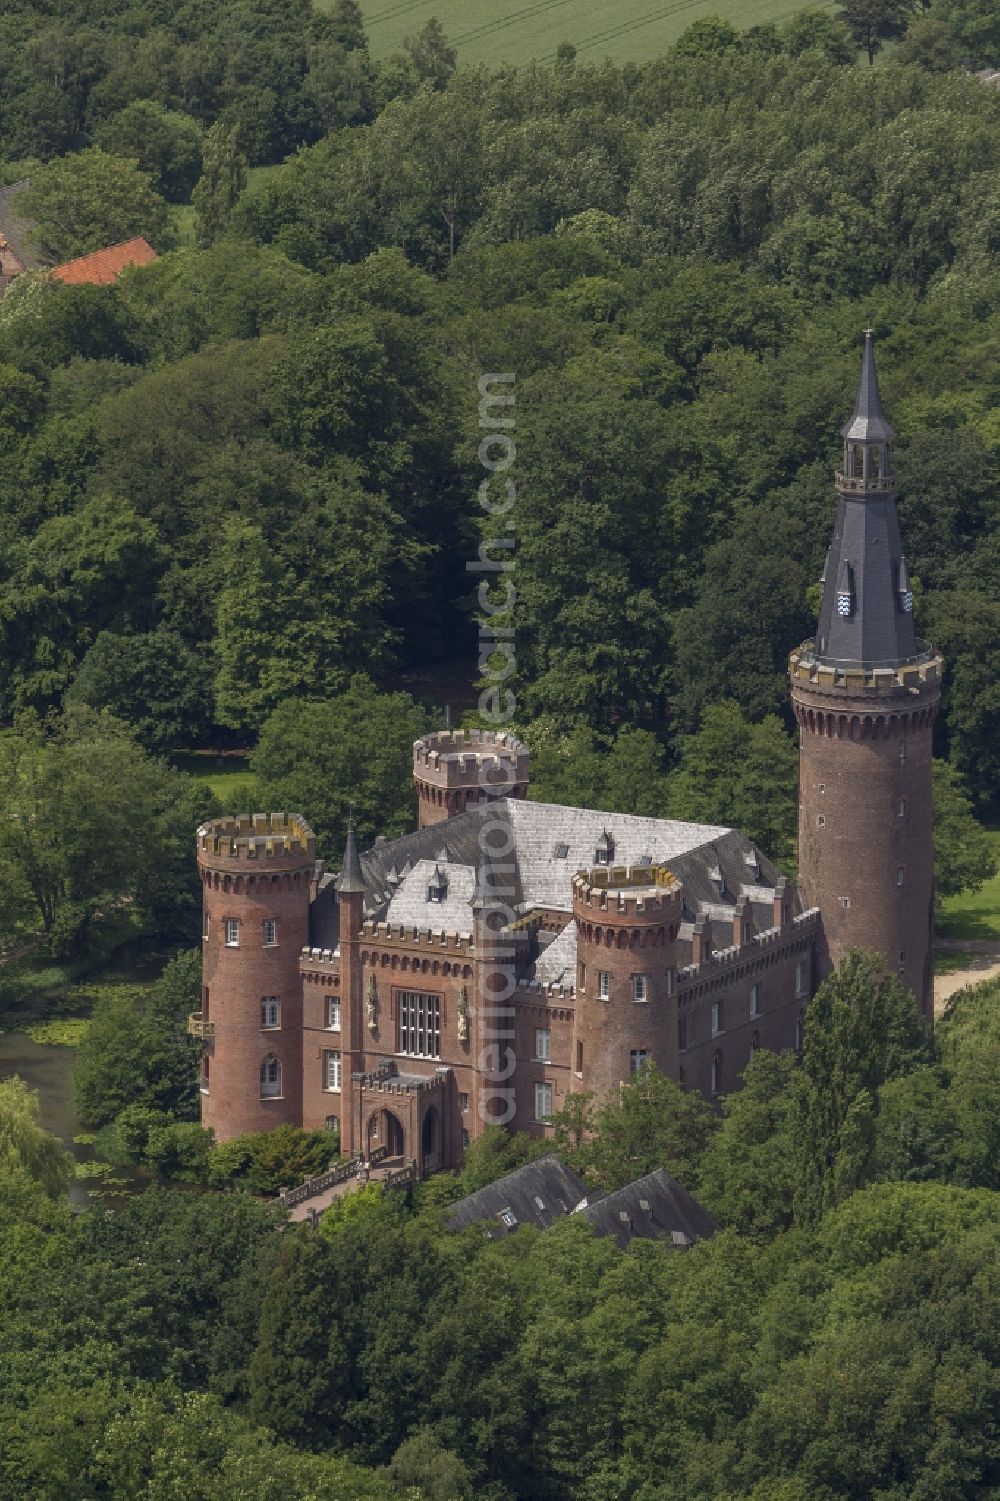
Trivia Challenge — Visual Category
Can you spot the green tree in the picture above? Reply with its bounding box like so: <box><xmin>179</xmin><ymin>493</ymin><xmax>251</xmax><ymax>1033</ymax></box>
<box><xmin>94</xmin><ymin>100</ymin><xmax>204</xmax><ymax>203</ymax></box>
<box><xmin>73</xmin><ymin>952</ymin><xmax>201</xmax><ymax>1128</ymax></box>
<box><xmin>385</xmin><ymin>1429</ymin><xmax>473</xmax><ymax>1499</ymax></box>
<box><xmin>549</xmin><ymin>1063</ymin><xmax>718</xmax><ymax>1190</ymax></box>
<box><xmin>251</xmin><ymin>678</ymin><xmax>430</xmax><ymax>859</ymax></box>
<box><xmin>666</xmin><ymin>702</ymin><xmax>799</xmax><ymax>869</ymax></box>
<box><xmin>697</xmin><ymin>1049</ymin><xmax>800</xmax><ymax>1238</ymax></box>
<box><xmin>66</xmin><ymin>627</ymin><xmax>213</xmax><ymax>755</ymax></box>
<box><xmin>0</xmin><ymin>710</ymin><xmax>217</xmax><ymax>956</ymax></box>
<box><xmin>21</xmin><ymin>148</ymin><xmax>171</xmax><ymax>261</ymax></box>
<box><xmin>192</xmin><ymin>122</ymin><xmax>247</xmax><ymax>248</ymax></box>
<box><xmin>0</xmin><ymin>1075</ymin><xmax>72</xmax><ymax>1196</ymax></box>
<box><xmin>932</xmin><ymin>759</ymin><xmax>997</xmax><ymax>901</ymax></box>
<box><xmin>403</xmin><ymin>19</ymin><xmax>457</xmax><ymax>89</ymax></box>
<box><xmin>792</xmin><ymin>951</ymin><xmax>934</xmax><ymax>1225</ymax></box>
<box><xmin>837</xmin><ymin>0</ymin><xmax>912</xmax><ymax>61</ymax></box>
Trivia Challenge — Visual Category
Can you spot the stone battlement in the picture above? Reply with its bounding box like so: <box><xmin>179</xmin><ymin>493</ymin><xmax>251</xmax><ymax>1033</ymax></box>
<box><xmin>413</xmin><ymin>728</ymin><xmax>529</xmax><ymax>787</ymax></box>
<box><xmin>677</xmin><ymin>908</ymin><xmax>820</xmax><ymax>990</ymax></box>
<box><xmin>360</xmin><ymin>920</ymin><xmax>475</xmax><ymax>951</ymax></box>
<box><xmin>572</xmin><ymin>864</ymin><xmax>680</xmax><ymax>916</ymax></box>
<box><xmin>789</xmin><ymin>642</ymin><xmax>942</xmax><ymax>696</ymax></box>
<box><xmin>197</xmin><ymin>813</ymin><xmax>316</xmax><ymax>865</ymax></box>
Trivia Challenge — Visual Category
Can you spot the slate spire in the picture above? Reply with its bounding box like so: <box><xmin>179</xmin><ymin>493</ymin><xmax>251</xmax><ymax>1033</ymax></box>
<box><xmin>813</xmin><ymin>329</ymin><xmax>918</xmax><ymax>670</ymax></box>
<box><xmin>841</xmin><ymin>326</ymin><xmax>894</xmax><ymax>445</ymax></box>
<box><xmin>336</xmin><ymin>818</ymin><xmax>366</xmax><ymax>894</ymax></box>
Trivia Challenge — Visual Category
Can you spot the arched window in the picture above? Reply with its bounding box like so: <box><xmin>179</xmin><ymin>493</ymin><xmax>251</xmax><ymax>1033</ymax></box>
<box><xmin>260</xmin><ymin>1055</ymin><xmax>281</xmax><ymax>1098</ymax></box>
<box><xmin>711</xmin><ymin>1049</ymin><xmax>722</xmax><ymax>1095</ymax></box>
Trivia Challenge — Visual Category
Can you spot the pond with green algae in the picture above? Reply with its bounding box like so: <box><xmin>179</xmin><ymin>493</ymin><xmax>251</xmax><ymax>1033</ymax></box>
<box><xmin>0</xmin><ymin>1029</ymin><xmax>150</xmax><ymax>1210</ymax></box>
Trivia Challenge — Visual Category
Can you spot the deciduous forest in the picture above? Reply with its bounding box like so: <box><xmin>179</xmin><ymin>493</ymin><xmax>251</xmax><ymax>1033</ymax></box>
<box><xmin>0</xmin><ymin>0</ymin><xmax>999</xmax><ymax>1495</ymax></box>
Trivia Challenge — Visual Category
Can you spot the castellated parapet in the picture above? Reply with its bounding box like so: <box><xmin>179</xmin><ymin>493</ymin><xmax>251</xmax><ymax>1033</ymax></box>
<box><xmin>197</xmin><ymin>813</ymin><xmax>316</xmax><ymax>872</ymax></box>
<box><xmin>413</xmin><ymin>728</ymin><xmax>529</xmax><ymax>826</ymax></box>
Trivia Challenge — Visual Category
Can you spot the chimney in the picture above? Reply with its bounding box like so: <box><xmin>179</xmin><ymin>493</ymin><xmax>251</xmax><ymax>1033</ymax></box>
<box><xmin>733</xmin><ymin>894</ymin><xmax>753</xmax><ymax>948</ymax></box>
<box><xmin>691</xmin><ymin>918</ymin><xmax>712</xmax><ymax>965</ymax></box>
<box><xmin>772</xmin><ymin>876</ymin><xmax>790</xmax><ymax>930</ymax></box>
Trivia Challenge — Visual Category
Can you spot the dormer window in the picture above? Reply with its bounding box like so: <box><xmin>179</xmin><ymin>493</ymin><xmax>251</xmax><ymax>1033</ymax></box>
<box><xmin>898</xmin><ymin>557</ymin><xmax>913</xmax><ymax>613</ymax></box>
<box><xmin>594</xmin><ymin>830</ymin><xmax>615</xmax><ymax>866</ymax></box>
<box><xmin>427</xmin><ymin>865</ymin><xmax>448</xmax><ymax>903</ymax></box>
<box><xmin>836</xmin><ymin>560</ymin><xmax>855</xmax><ymax>618</ymax></box>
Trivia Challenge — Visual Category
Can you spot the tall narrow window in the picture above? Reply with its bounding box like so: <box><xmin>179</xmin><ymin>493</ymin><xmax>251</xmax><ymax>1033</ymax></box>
<box><xmin>203</xmin><ymin>912</ymin><xmax>210</xmax><ymax>941</ymax></box>
<box><xmin>260</xmin><ymin>1055</ymin><xmax>281</xmax><ymax>1098</ymax></box>
<box><xmin>534</xmin><ymin>1082</ymin><xmax>553</xmax><ymax>1121</ymax></box>
<box><xmin>899</xmin><ymin>740</ymin><xmax>907</xmax><ymax>765</ymax></box>
<box><xmin>535</xmin><ymin>1028</ymin><xmax>551</xmax><ymax>1061</ymax></box>
<box><xmin>750</xmin><ymin>983</ymin><xmax>760</xmax><ymax>1018</ymax></box>
<box><xmin>262</xmin><ymin>919</ymin><xmax>277</xmax><ymax>946</ymax></box>
<box><xmin>576</xmin><ymin>1040</ymin><xmax>583</xmax><ymax>1074</ymax></box>
<box><xmin>397</xmin><ymin>991</ymin><xmax>442</xmax><ymax>1058</ymax></box>
<box><xmin>795</xmin><ymin>961</ymin><xmax>808</xmax><ymax>997</ymax></box>
<box><xmin>897</xmin><ymin>797</ymin><xmax>907</xmax><ymax>819</ymax></box>
<box><xmin>598</xmin><ymin>971</ymin><xmax>611</xmax><ymax>1000</ymax></box>
<box><xmin>896</xmin><ymin>866</ymin><xmax>905</xmax><ymax>887</ymax></box>
<box><xmin>326</xmin><ymin>997</ymin><xmax>341</xmax><ymax>1030</ymax></box>
<box><xmin>711</xmin><ymin>999</ymin><xmax>724</xmax><ymax>1036</ymax></box>
<box><xmin>225</xmin><ymin>918</ymin><xmax>239</xmax><ymax>948</ymax></box>
<box><xmin>631</xmin><ymin>974</ymin><xmax>648</xmax><ymax>1002</ymax></box>
<box><xmin>260</xmin><ymin>996</ymin><xmax>280</xmax><ymax>1029</ymax></box>
<box><xmin>711</xmin><ymin>1050</ymin><xmax>722</xmax><ymax>1095</ymax></box>
<box><xmin>324</xmin><ymin>1049</ymin><xmax>342</xmax><ymax>1092</ymax></box>
<box><xmin>629</xmin><ymin>1048</ymin><xmax>649</xmax><ymax>1076</ymax></box>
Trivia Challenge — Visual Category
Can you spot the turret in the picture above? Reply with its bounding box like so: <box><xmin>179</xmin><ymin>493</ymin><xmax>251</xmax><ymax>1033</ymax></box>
<box><xmin>195</xmin><ymin>814</ymin><xmax>315</xmax><ymax>1139</ymax></box>
<box><xmin>570</xmin><ymin>863</ymin><xmax>682</xmax><ymax>1099</ymax></box>
<box><xmin>413</xmin><ymin>728</ymin><xmax>529</xmax><ymax>828</ymax></box>
<box><xmin>789</xmin><ymin>330</ymin><xmax>941</xmax><ymax>1016</ymax></box>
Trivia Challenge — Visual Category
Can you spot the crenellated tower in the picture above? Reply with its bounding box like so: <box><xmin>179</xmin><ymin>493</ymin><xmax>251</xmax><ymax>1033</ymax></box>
<box><xmin>195</xmin><ymin>813</ymin><xmax>315</xmax><ymax>1139</ymax></box>
<box><xmin>570</xmin><ymin>864</ymin><xmax>682</xmax><ymax>1098</ymax></box>
<box><xmin>789</xmin><ymin>330</ymin><xmax>941</xmax><ymax>1017</ymax></box>
<box><xmin>413</xmin><ymin>728</ymin><xmax>529</xmax><ymax>827</ymax></box>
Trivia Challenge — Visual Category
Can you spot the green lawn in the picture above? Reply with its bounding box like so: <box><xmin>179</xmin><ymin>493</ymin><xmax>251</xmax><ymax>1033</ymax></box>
<box><xmin>938</xmin><ymin>830</ymin><xmax>1000</xmax><ymax>943</ymax></box>
<box><xmin>356</xmin><ymin>0</ymin><xmax>837</xmax><ymax>66</ymax></box>
<box><xmin>172</xmin><ymin>753</ymin><xmax>258</xmax><ymax>810</ymax></box>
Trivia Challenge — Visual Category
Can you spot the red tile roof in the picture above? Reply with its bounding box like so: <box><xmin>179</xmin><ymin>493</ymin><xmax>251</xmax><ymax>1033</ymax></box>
<box><xmin>51</xmin><ymin>237</ymin><xmax>157</xmax><ymax>286</ymax></box>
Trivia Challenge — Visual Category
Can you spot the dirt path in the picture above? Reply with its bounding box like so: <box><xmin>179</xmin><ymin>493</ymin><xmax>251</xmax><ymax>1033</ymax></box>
<box><xmin>934</xmin><ymin>952</ymin><xmax>1000</xmax><ymax>1019</ymax></box>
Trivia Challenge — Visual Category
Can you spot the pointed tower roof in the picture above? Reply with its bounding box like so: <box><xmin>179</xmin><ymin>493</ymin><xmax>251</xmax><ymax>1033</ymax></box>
<box><xmin>813</xmin><ymin>329</ymin><xmax>918</xmax><ymax>671</ymax></box>
<box><xmin>335</xmin><ymin>820</ymin><xmax>366</xmax><ymax>894</ymax></box>
<box><xmin>841</xmin><ymin>327</ymin><xmax>894</xmax><ymax>444</ymax></box>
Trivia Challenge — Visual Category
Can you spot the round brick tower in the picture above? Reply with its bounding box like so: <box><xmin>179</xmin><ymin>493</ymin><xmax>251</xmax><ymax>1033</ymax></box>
<box><xmin>790</xmin><ymin>331</ymin><xmax>941</xmax><ymax>1018</ymax></box>
<box><xmin>413</xmin><ymin>728</ymin><xmax>529</xmax><ymax>828</ymax></box>
<box><xmin>196</xmin><ymin>813</ymin><xmax>315</xmax><ymax>1140</ymax></box>
<box><xmin>570</xmin><ymin>864</ymin><xmax>682</xmax><ymax>1099</ymax></box>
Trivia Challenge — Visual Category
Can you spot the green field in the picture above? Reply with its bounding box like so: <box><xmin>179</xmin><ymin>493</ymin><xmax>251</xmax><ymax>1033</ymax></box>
<box><xmin>359</xmin><ymin>0</ymin><xmax>835</xmax><ymax>66</ymax></box>
<box><xmin>938</xmin><ymin>830</ymin><xmax>1000</xmax><ymax>943</ymax></box>
<box><xmin>172</xmin><ymin>753</ymin><xmax>258</xmax><ymax>810</ymax></box>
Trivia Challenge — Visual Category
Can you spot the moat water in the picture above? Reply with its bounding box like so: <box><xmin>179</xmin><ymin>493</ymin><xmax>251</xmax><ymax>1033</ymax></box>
<box><xmin>0</xmin><ymin>1031</ymin><xmax>150</xmax><ymax>1210</ymax></box>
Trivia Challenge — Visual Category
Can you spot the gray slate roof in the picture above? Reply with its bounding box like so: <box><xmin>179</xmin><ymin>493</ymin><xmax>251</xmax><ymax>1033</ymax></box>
<box><xmin>310</xmin><ymin>799</ymin><xmax>796</xmax><ymax>959</ymax></box>
<box><xmin>575</xmin><ymin>1167</ymin><xmax>718</xmax><ymax>1249</ymax></box>
<box><xmin>816</xmin><ymin>333</ymin><xmax>920</xmax><ymax>670</ymax></box>
<box><xmin>448</xmin><ymin>1154</ymin><xmax>589</xmax><ymax>1238</ymax></box>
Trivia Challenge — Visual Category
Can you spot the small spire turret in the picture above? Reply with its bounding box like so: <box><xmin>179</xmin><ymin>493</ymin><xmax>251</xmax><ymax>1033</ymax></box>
<box><xmin>336</xmin><ymin>820</ymin><xmax>366</xmax><ymax>894</ymax></box>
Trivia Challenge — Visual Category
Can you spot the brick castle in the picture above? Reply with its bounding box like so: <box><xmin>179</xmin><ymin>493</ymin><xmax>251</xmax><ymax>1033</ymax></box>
<box><xmin>193</xmin><ymin>333</ymin><xmax>940</xmax><ymax>1173</ymax></box>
